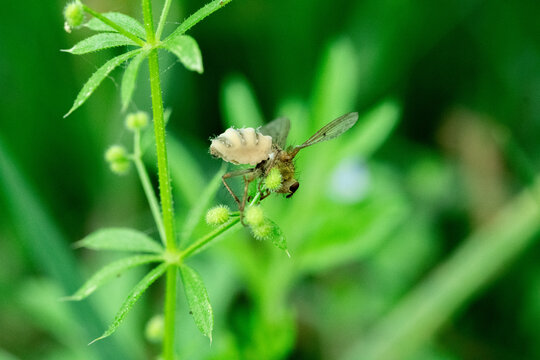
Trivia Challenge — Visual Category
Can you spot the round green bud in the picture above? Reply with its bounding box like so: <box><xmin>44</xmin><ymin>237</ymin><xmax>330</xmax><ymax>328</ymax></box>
<box><xmin>264</xmin><ymin>167</ymin><xmax>282</xmax><ymax>191</ymax></box>
<box><xmin>244</xmin><ymin>206</ymin><xmax>264</xmax><ymax>227</ymax></box>
<box><xmin>206</xmin><ymin>205</ymin><xmax>230</xmax><ymax>226</ymax></box>
<box><xmin>125</xmin><ymin>111</ymin><xmax>149</xmax><ymax>131</ymax></box>
<box><xmin>105</xmin><ymin>145</ymin><xmax>128</xmax><ymax>163</ymax></box>
<box><xmin>145</xmin><ymin>314</ymin><xmax>164</xmax><ymax>344</ymax></box>
<box><xmin>250</xmin><ymin>221</ymin><xmax>272</xmax><ymax>240</ymax></box>
<box><xmin>63</xmin><ymin>1</ymin><xmax>84</xmax><ymax>31</ymax></box>
<box><xmin>110</xmin><ymin>160</ymin><xmax>130</xmax><ymax>175</ymax></box>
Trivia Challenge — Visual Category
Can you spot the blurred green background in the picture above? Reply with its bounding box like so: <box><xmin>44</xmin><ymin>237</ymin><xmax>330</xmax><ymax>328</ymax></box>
<box><xmin>1</xmin><ymin>0</ymin><xmax>540</xmax><ymax>359</ymax></box>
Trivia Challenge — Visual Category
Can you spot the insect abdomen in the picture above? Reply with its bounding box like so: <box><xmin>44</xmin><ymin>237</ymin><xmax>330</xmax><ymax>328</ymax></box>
<box><xmin>210</xmin><ymin>128</ymin><xmax>272</xmax><ymax>165</ymax></box>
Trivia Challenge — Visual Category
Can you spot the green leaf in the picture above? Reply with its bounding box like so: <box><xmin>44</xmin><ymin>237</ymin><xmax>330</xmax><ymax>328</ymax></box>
<box><xmin>267</xmin><ymin>219</ymin><xmax>289</xmax><ymax>255</ymax></box>
<box><xmin>85</xmin><ymin>12</ymin><xmax>146</xmax><ymax>39</ymax></box>
<box><xmin>90</xmin><ymin>263</ymin><xmax>168</xmax><ymax>344</ymax></box>
<box><xmin>62</xmin><ymin>254</ymin><xmax>163</xmax><ymax>301</ymax></box>
<box><xmin>221</xmin><ymin>74</ymin><xmax>265</xmax><ymax>129</ymax></box>
<box><xmin>64</xmin><ymin>49</ymin><xmax>141</xmax><ymax>117</ymax></box>
<box><xmin>180</xmin><ymin>265</ymin><xmax>214</xmax><ymax>341</ymax></box>
<box><xmin>75</xmin><ymin>228</ymin><xmax>164</xmax><ymax>253</ymax></box>
<box><xmin>162</xmin><ymin>35</ymin><xmax>203</xmax><ymax>73</ymax></box>
<box><xmin>165</xmin><ymin>0</ymin><xmax>232</xmax><ymax>42</ymax></box>
<box><xmin>121</xmin><ymin>51</ymin><xmax>148</xmax><ymax>111</ymax></box>
<box><xmin>63</xmin><ymin>33</ymin><xmax>138</xmax><ymax>55</ymax></box>
<box><xmin>180</xmin><ymin>164</ymin><xmax>227</xmax><ymax>244</ymax></box>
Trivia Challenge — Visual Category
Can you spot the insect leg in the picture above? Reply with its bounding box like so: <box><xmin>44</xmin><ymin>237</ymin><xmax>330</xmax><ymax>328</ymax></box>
<box><xmin>222</xmin><ymin>169</ymin><xmax>255</xmax><ymax>206</ymax></box>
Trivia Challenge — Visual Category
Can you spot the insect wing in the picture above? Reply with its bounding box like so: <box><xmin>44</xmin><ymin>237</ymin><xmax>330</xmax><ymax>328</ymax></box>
<box><xmin>295</xmin><ymin>112</ymin><xmax>358</xmax><ymax>150</ymax></box>
<box><xmin>259</xmin><ymin>117</ymin><xmax>290</xmax><ymax>148</ymax></box>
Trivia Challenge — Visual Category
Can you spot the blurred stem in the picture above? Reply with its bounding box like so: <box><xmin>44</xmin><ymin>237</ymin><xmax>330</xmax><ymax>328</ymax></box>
<box><xmin>156</xmin><ymin>0</ymin><xmax>172</xmax><ymax>40</ymax></box>
<box><xmin>142</xmin><ymin>0</ymin><xmax>177</xmax><ymax>358</ymax></box>
<box><xmin>132</xmin><ymin>129</ymin><xmax>166</xmax><ymax>244</ymax></box>
<box><xmin>82</xmin><ymin>5</ymin><xmax>146</xmax><ymax>46</ymax></box>
<box><xmin>345</xmin><ymin>178</ymin><xmax>540</xmax><ymax>360</ymax></box>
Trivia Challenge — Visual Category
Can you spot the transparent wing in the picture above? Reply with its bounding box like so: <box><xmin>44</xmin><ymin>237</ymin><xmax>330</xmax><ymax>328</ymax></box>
<box><xmin>295</xmin><ymin>112</ymin><xmax>358</xmax><ymax>151</ymax></box>
<box><xmin>259</xmin><ymin>117</ymin><xmax>290</xmax><ymax>148</ymax></box>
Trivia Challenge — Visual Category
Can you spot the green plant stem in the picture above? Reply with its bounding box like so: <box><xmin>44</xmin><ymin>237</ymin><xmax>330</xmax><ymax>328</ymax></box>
<box><xmin>82</xmin><ymin>5</ymin><xmax>146</xmax><ymax>46</ymax></box>
<box><xmin>163</xmin><ymin>265</ymin><xmax>177</xmax><ymax>359</ymax></box>
<box><xmin>164</xmin><ymin>0</ymin><xmax>233</xmax><ymax>43</ymax></box>
<box><xmin>142</xmin><ymin>0</ymin><xmax>178</xmax><ymax>358</ymax></box>
<box><xmin>181</xmin><ymin>218</ymin><xmax>241</xmax><ymax>259</ymax></box>
<box><xmin>133</xmin><ymin>129</ymin><xmax>166</xmax><ymax>244</ymax></box>
<box><xmin>156</xmin><ymin>0</ymin><xmax>173</xmax><ymax>40</ymax></box>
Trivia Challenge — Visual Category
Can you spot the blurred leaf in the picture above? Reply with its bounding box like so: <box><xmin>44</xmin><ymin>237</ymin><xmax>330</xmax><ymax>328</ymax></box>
<box><xmin>0</xmin><ymin>349</ymin><xmax>19</xmax><ymax>360</ymax></box>
<box><xmin>64</xmin><ymin>49</ymin><xmax>142</xmax><ymax>117</ymax></box>
<box><xmin>165</xmin><ymin>136</ymin><xmax>206</xmax><ymax>208</ymax></box>
<box><xmin>0</xmin><ymin>138</ymin><xmax>131</xmax><ymax>358</ymax></box>
<box><xmin>310</xmin><ymin>37</ymin><xmax>360</xmax><ymax>130</ymax></box>
<box><xmin>75</xmin><ymin>228</ymin><xmax>164</xmax><ymax>253</ymax></box>
<box><xmin>180</xmin><ymin>164</ymin><xmax>227</xmax><ymax>244</ymax></box>
<box><xmin>162</xmin><ymin>35</ymin><xmax>204</xmax><ymax>73</ymax></box>
<box><xmin>121</xmin><ymin>51</ymin><xmax>148</xmax><ymax>111</ymax></box>
<box><xmin>339</xmin><ymin>99</ymin><xmax>401</xmax><ymax>159</ymax></box>
<box><xmin>343</xmin><ymin>178</ymin><xmax>540</xmax><ymax>360</ymax></box>
<box><xmin>91</xmin><ymin>263</ymin><xmax>168</xmax><ymax>344</ymax></box>
<box><xmin>63</xmin><ymin>33</ymin><xmax>138</xmax><ymax>55</ymax></box>
<box><xmin>63</xmin><ymin>254</ymin><xmax>163</xmax><ymax>301</ymax></box>
<box><xmin>85</xmin><ymin>12</ymin><xmax>146</xmax><ymax>39</ymax></box>
<box><xmin>221</xmin><ymin>74</ymin><xmax>265</xmax><ymax>129</ymax></box>
<box><xmin>266</xmin><ymin>219</ymin><xmax>289</xmax><ymax>255</ymax></box>
<box><xmin>180</xmin><ymin>265</ymin><xmax>214</xmax><ymax>341</ymax></box>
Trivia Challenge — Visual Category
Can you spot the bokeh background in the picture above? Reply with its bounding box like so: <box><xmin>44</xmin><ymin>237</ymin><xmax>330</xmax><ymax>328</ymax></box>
<box><xmin>1</xmin><ymin>0</ymin><xmax>540</xmax><ymax>359</ymax></box>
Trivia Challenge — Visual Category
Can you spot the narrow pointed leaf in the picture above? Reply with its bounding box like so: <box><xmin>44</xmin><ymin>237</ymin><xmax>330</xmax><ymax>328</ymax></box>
<box><xmin>267</xmin><ymin>219</ymin><xmax>289</xmax><ymax>254</ymax></box>
<box><xmin>65</xmin><ymin>49</ymin><xmax>141</xmax><ymax>117</ymax></box>
<box><xmin>90</xmin><ymin>263</ymin><xmax>168</xmax><ymax>344</ymax></box>
<box><xmin>63</xmin><ymin>33</ymin><xmax>138</xmax><ymax>55</ymax></box>
<box><xmin>75</xmin><ymin>227</ymin><xmax>164</xmax><ymax>253</ymax></box>
<box><xmin>165</xmin><ymin>0</ymin><xmax>232</xmax><ymax>41</ymax></box>
<box><xmin>62</xmin><ymin>254</ymin><xmax>163</xmax><ymax>301</ymax></box>
<box><xmin>162</xmin><ymin>35</ymin><xmax>203</xmax><ymax>73</ymax></box>
<box><xmin>121</xmin><ymin>51</ymin><xmax>148</xmax><ymax>110</ymax></box>
<box><xmin>180</xmin><ymin>265</ymin><xmax>213</xmax><ymax>340</ymax></box>
<box><xmin>180</xmin><ymin>164</ymin><xmax>226</xmax><ymax>244</ymax></box>
<box><xmin>85</xmin><ymin>12</ymin><xmax>146</xmax><ymax>39</ymax></box>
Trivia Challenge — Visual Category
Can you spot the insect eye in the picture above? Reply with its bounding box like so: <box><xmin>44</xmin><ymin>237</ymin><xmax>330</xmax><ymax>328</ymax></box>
<box><xmin>286</xmin><ymin>182</ymin><xmax>300</xmax><ymax>198</ymax></box>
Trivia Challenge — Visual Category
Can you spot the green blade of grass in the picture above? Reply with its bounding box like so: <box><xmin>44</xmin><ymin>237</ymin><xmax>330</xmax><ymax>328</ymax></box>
<box><xmin>343</xmin><ymin>179</ymin><xmax>540</xmax><ymax>360</ymax></box>
<box><xmin>75</xmin><ymin>228</ymin><xmax>164</xmax><ymax>253</ymax></box>
<box><xmin>62</xmin><ymin>254</ymin><xmax>164</xmax><ymax>301</ymax></box>
<box><xmin>90</xmin><ymin>262</ymin><xmax>168</xmax><ymax>344</ymax></box>
<box><xmin>121</xmin><ymin>51</ymin><xmax>148</xmax><ymax>111</ymax></box>
<box><xmin>220</xmin><ymin>74</ymin><xmax>265</xmax><ymax>129</ymax></box>
<box><xmin>0</xmin><ymin>137</ymin><xmax>133</xmax><ymax>359</ymax></box>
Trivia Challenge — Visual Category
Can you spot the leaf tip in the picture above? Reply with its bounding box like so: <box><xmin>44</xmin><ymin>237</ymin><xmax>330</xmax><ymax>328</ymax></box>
<box><xmin>59</xmin><ymin>295</ymin><xmax>81</xmax><ymax>302</ymax></box>
<box><xmin>285</xmin><ymin>249</ymin><xmax>291</xmax><ymax>258</ymax></box>
<box><xmin>88</xmin><ymin>334</ymin><xmax>107</xmax><ymax>345</ymax></box>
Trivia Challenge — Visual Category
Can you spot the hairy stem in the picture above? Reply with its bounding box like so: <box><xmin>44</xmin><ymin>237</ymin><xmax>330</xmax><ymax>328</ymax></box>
<box><xmin>133</xmin><ymin>130</ymin><xmax>166</xmax><ymax>244</ymax></box>
<box><xmin>82</xmin><ymin>5</ymin><xmax>146</xmax><ymax>46</ymax></box>
<box><xmin>142</xmin><ymin>0</ymin><xmax>177</xmax><ymax>358</ymax></box>
<box><xmin>156</xmin><ymin>0</ymin><xmax>173</xmax><ymax>40</ymax></box>
<box><xmin>181</xmin><ymin>218</ymin><xmax>241</xmax><ymax>259</ymax></box>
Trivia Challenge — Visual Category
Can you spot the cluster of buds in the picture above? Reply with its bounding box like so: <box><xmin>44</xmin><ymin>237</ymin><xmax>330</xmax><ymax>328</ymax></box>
<box><xmin>63</xmin><ymin>1</ymin><xmax>84</xmax><ymax>32</ymax></box>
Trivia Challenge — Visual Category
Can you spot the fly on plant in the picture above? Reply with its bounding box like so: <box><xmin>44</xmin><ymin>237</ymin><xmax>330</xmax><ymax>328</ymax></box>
<box><xmin>209</xmin><ymin>112</ymin><xmax>359</xmax><ymax>217</ymax></box>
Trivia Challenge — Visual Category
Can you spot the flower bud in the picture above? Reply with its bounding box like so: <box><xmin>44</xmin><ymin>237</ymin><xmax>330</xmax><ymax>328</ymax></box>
<box><xmin>125</xmin><ymin>111</ymin><xmax>149</xmax><ymax>131</ymax></box>
<box><xmin>105</xmin><ymin>145</ymin><xmax>130</xmax><ymax>175</ymax></box>
<box><xmin>205</xmin><ymin>205</ymin><xmax>230</xmax><ymax>226</ymax></box>
<box><xmin>63</xmin><ymin>1</ymin><xmax>84</xmax><ymax>31</ymax></box>
<box><xmin>244</xmin><ymin>205</ymin><xmax>264</xmax><ymax>227</ymax></box>
<box><xmin>264</xmin><ymin>167</ymin><xmax>282</xmax><ymax>191</ymax></box>
<box><xmin>145</xmin><ymin>314</ymin><xmax>164</xmax><ymax>343</ymax></box>
<box><xmin>250</xmin><ymin>221</ymin><xmax>272</xmax><ymax>240</ymax></box>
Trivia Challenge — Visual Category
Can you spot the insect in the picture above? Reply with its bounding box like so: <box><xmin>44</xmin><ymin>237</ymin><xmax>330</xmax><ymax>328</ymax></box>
<box><xmin>210</xmin><ymin>112</ymin><xmax>359</xmax><ymax>215</ymax></box>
